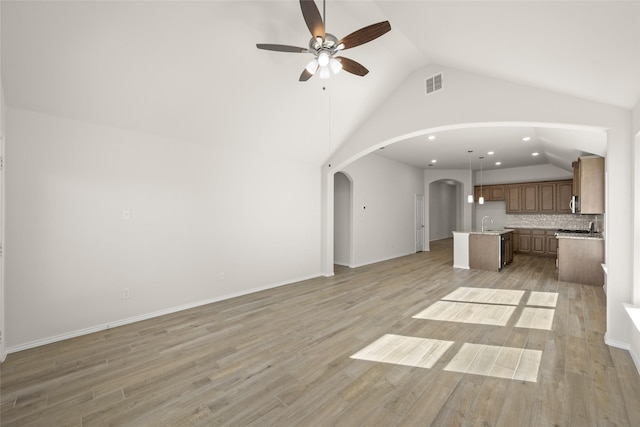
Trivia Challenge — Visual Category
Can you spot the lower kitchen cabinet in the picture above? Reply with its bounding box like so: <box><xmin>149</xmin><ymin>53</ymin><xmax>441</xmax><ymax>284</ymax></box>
<box><xmin>469</xmin><ymin>234</ymin><xmax>501</xmax><ymax>272</ymax></box>
<box><xmin>557</xmin><ymin>237</ymin><xmax>604</xmax><ymax>285</ymax></box>
<box><xmin>546</xmin><ymin>231</ymin><xmax>558</xmax><ymax>256</ymax></box>
<box><xmin>532</xmin><ymin>230</ymin><xmax>545</xmax><ymax>255</ymax></box>
<box><xmin>469</xmin><ymin>231</ymin><xmax>513</xmax><ymax>272</ymax></box>
<box><xmin>513</xmin><ymin>228</ymin><xmax>556</xmax><ymax>258</ymax></box>
<box><xmin>503</xmin><ymin>232</ymin><xmax>513</xmax><ymax>266</ymax></box>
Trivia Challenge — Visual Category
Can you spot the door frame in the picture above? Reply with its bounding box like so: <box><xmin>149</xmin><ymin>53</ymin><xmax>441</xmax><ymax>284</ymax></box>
<box><xmin>415</xmin><ymin>194</ymin><xmax>425</xmax><ymax>252</ymax></box>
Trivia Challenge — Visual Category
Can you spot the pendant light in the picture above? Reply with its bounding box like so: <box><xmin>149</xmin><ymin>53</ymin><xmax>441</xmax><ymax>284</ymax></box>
<box><xmin>479</xmin><ymin>156</ymin><xmax>485</xmax><ymax>205</ymax></box>
<box><xmin>467</xmin><ymin>150</ymin><xmax>474</xmax><ymax>203</ymax></box>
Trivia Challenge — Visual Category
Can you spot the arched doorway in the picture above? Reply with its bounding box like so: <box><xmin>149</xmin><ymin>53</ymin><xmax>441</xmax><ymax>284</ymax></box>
<box><xmin>429</xmin><ymin>179</ymin><xmax>462</xmax><ymax>242</ymax></box>
<box><xmin>334</xmin><ymin>171</ymin><xmax>352</xmax><ymax>267</ymax></box>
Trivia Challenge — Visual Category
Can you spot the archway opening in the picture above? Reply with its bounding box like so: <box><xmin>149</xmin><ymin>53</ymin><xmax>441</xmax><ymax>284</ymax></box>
<box><xmin>334</xmin><ymin>171</ymin><xmax>352</xmax><ymax>268</ymax></box>
<box><xmin>429</xmin><ymin>179</ymin><xmax>461</xmax><ymax>242</ymax></box>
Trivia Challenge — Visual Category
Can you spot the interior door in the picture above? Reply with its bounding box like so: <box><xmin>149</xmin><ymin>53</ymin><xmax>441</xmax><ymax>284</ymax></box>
<box><xmin>415</xmin><ymin>194</ymin><xmax>424</xmax><ymax>252</ymax></box>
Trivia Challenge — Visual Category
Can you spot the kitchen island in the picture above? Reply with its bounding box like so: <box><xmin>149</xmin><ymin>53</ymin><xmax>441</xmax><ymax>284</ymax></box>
<box><xmin>556</xmin><ymin>232</ymin><xmax>605</xmax><ymax>285</ymax></box>
<box><xmin>452</xmin><ymin>229</ymin><xmax>514</xmax><ymax>272</ymax></box>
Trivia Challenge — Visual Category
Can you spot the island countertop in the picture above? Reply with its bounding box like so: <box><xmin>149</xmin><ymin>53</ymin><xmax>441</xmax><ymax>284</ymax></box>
<box><xmin>455</xmin><ymin>229</ymin><xmax>514</xmax><ymax>236</ymax></box>
<box><xmin>555</xmin><ymin>232</ymin><xmax>604</xmax><ymax>240</ymax></box>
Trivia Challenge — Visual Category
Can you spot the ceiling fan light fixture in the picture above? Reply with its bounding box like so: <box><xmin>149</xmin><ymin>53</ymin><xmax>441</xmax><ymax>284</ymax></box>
<box><xmin>317</xmin><ymin>51</ymin><xmax>330</xmax><ymax>67</ymax></box>
<box><xmin>257</xmin><ymin>0</ymin><xmax>391</xmax><ymax>81</ymax></box>
<box><xmin>330</xmin><ymin>57</ymin><xmax>342</xmax><ymax>74</ymax></box>
<box><xmin>319</xmin><ymin>66</ymin><xmax>331</xmax><ymax>79</ymax></box>
<box><xmin>305</xmin><ymin>58</ymin><xmax>319</xmax><ymax>74</ymax></box>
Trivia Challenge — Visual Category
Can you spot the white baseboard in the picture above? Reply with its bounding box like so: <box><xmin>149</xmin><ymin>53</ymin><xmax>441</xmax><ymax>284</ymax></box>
<box><xmin>604</xmin><ymin>333</ymin><xmax>631</xmax><ymax>350</ymax></box>
<box><xmin>6</xmin><ymin>273</ymin><xmax>321</xmax><ymax>355</ymax></box>
<box><xmin>350</xmin><ymin>251</ymin><xmax>414</xmax><ymax>269</ymax></box>
<box><xmin>453</xmin><ymin>264</ymin><xmax>470</xmax><ymax>270</ymax></box>
<box><xmin>629</xmin><ymin>345</ymin><xmax>640</xmax><ymax>377</ymax></box>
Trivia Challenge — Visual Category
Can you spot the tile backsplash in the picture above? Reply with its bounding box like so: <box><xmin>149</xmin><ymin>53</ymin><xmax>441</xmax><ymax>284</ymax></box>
<box><xmin>506</xmin><ymin>214</ymin><xmax>604</xmax><ymax>233</ymax></box>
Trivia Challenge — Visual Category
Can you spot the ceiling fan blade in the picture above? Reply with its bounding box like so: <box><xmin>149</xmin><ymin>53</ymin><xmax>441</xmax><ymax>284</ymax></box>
<box><xmin>256</xmin><ymin>44</ymin><xmax>308</xmax><ymax>53</ymax></box>
<box><xmin>337</xmin><ymin>21</ymin><xmax>391</xmax><ymax>50</ymax></box>
<box><xmin>299</xmin><ymin>64</ymin><xmax>317</xmax><ymax>81</ymax></box>
<box><xmin>337</xmin><ymin>57</ymin><xmax>369</xmax><ymax>76</ymax></box>
<box><xmin>300</xmin><ymin>0</ymin><xmax>325</xmax><ymax>40</ymax></box>
<box><xmin>299</xmin><ymin>69</ymin><xmax>313</xmax><ymax>82</ymax></box>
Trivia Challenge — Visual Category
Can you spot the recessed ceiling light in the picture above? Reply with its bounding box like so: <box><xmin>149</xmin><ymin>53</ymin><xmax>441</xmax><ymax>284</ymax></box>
<box><xmin>522</xmin><ymin>136</ymin><xmax>531</xmax><ymax>142</ymax></box>
<box><xmin>495</xmin><ymin>161</ymin><xmax>502</xmax><ymax>165</ymax></box>
<box><xmin>431</xmin><ymin>159</ymin><xmax>437</xmax><ymax>163</ymax></box>
<box><xmin>487</xmin><ymin>151</ymin><xmax>494</xmax><ymax>155</ymax></box>
<box><xmin>532</xmin><ymin>152</ymin><xmax>539</xmax><ymax>156</ymax></box>
<box><xmin>427</xmin><ymin>135</ymin><xmax>436</xmax><ymax>140</ymax></box>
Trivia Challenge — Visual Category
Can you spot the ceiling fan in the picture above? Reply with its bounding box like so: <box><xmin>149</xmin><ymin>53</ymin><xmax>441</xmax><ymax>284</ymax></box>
<box><xmin>256</xmin><ymin>0</ymin><xmax>391</xmax><ymax>81</ymax></box>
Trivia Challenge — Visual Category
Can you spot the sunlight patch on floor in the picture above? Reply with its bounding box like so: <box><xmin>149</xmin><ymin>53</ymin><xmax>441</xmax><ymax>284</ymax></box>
<box><xmin>442</xmin><ymin>287</ymin><xmax>525</xmax><ymax>305</ymax></box>
<box><xmin>351</xmin><ymin>288</ymin><xmax>558</xmax><ymax>383</ymax></box>
<box><xmin>444</xmin><ymin>343</ymin><xmax>542</xmax><ymax>382</ymax></box>
<box><xmin>515</xmin><ymin>307</ymin><xmax>555</xmax><ymax>330</ymax></box>
<box><xmin>350</xmin><ymin>334</ymin><xmax>454</xmax><ymax>369</ymax></box>
<box><xmin>526</xmin><ymin>291</ymin><xmax>559</xmax><ymax>308</ymax></box>
<box><xmin>412</xmin><ymin>301</ymin><xmax>516</xmax><ymax>326</ymax></box>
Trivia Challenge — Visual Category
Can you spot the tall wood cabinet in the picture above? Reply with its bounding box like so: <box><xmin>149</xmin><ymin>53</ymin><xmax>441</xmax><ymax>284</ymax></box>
<box><xmin>572</xmin><ymin>156</ymin><xmax>604</xmax><ymax>214</ymax></box>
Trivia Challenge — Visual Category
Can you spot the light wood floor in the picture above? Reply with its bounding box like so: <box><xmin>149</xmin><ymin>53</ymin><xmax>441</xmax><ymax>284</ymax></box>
<box><xmin>2</xmin><ymin>238</ymin><xmax>640</xmax><ymax>426</ymax></box>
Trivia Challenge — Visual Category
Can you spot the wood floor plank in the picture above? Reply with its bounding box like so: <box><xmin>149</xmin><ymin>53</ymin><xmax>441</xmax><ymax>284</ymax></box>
<box><xmin>1</xmin><ymin>238</ymin><xmax>639</xmax><ymax>426</ymax></box>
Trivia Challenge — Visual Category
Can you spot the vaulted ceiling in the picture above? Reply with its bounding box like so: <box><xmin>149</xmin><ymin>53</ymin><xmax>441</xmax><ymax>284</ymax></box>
<box><xmin>2</xmin><ymin>1</ymin><xmax>638</xmax><ymax>170</ymax></box>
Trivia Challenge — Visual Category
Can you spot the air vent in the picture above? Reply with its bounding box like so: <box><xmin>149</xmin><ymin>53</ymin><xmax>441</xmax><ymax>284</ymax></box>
<box><xmin>425</xmin><ymin>73</ymin><xmax>443</xmax><ymax>95</ymax></box>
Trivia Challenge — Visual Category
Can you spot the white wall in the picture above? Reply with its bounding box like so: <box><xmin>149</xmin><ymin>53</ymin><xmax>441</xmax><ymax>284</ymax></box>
<box><xmin>5</xmin><ymin>108</ymin><xmax>323</xmax><ymax>351</ymax></box>
<box><xmin>324</xmin><ymin>64</ymin><xmax>633</xmax><ymax>350</ymax></box>
<box><xmin>474</xmin><ymin>202</ymin><xmax>507</xmax><ymax>231</ymax></box>
<box><xmin>334</xmin><ymin>172</ymin><xmax>351</xmax><ymax>267</ymax></box>
<box><xmin>340</xmin><ymin>153</ymin><xmax>424</xmax><ymax>267</ymax></box>
<box><xmin>429</xmin><ymin>181</ymin><xmax>457</xmax><ymax>241</ymax></box>
<box><xmin>631</xmin><ymin>100</ymin><xmax>640</xmax><ymax>371</ymax></box>
<box><xmin>0</xmin><ymin>83</ymin><xmax>5</xmax><ymax>361</ymax></box>
<box><xmin>0</xmin><ymin>1</ymin><xmax>5</xmax><ymax>361</ymax></box>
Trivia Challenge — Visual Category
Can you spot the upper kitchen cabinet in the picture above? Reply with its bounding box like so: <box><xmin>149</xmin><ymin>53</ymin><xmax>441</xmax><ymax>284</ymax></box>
<box><xmin>540</xmin><ymin>180</ymin><xmax>574</xmax><ymax>214</ymax></box>
<box><xmin>506</xmin><ymin>184</ymin><xmax>523</xmax><ymax>213</ymax></box>
<box><xmin>474</xmin><ymin>184</ymin><xmax>505</xmax><ymax>202</ymax></box>
<box><xmin>505</xmin><ymin>180</ymin><xmax>573</xmax><ymax>214</ymax></box>
<box><xmin>505</xmin><ymin>184</ymin><xmax>537</xmax><ymax>213</ymax></box>
<box><xmin>539</xmin><ymin>182</ymin><xmax>557</xmax><ymax>213</ymax></box>
<box><xmin>556</xmin><ymin>181</ymin><xmax>573</xmax><ymax>214</ymax></box>
<box><xmin>572</xmin><ymin>156</ymin><xmax>605</xmax><ymax>214</ymax></box>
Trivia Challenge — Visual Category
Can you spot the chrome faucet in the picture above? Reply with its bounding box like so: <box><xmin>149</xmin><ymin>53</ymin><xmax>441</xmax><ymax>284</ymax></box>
<box><xmin>482</xmin><ymin>216</ymin><xmax>494</xmax><ymax>233</ymax></box>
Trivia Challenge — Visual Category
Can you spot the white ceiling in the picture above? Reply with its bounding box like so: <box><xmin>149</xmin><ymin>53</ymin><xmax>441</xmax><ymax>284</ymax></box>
<box><xmin>2</xmin><ymin>1</ymin><xmax>638</xmax><ymax>170</ymax></box>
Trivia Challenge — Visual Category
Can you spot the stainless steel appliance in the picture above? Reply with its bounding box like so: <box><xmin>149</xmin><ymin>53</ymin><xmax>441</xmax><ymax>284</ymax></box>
<box><xmin>569</xmin><ymin>195</ymin><xmax>579</xmax><ymax>213</ymax></box>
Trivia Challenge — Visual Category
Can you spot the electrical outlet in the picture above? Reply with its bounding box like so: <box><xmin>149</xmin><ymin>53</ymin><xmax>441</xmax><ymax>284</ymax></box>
<box><xmin>122</xmin><ymin>288</ymin><xmax>130</xmax><ymax>299</ymax></box>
